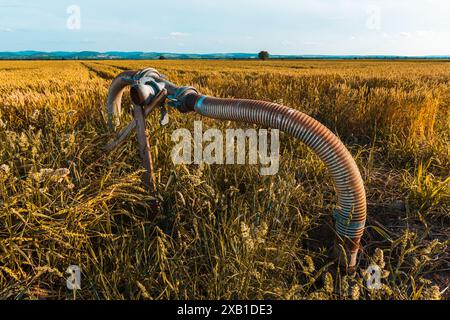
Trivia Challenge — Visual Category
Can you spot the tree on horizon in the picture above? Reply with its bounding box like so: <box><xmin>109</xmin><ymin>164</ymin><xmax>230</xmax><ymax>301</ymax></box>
<box><xmin>258</xmin><ymin>51</ymin><xmax>270</xmax><ymax>60</ymax></box>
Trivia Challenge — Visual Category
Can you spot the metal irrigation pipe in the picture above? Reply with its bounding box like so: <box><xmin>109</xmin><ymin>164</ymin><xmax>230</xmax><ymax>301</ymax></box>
<box><xmin>105</xmin><ymin>67</ymin><xmax>367</xmax><ymax>270</ymax></box>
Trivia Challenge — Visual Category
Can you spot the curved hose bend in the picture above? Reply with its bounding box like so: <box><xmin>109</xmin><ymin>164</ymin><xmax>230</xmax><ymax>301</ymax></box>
<box><xmin>106</xmin><ymin>70</ymin><xmax>138</xmax><ymax>130</ymax></box>
<box><xmin>194</xmin><ymin>95</ymin><xmax>366</xmax><ymax>267</ymax></box>
<box><xmin>105</xmin><ymin>69</ymin><xmax>367</xmax><ymax>269</ymax></box>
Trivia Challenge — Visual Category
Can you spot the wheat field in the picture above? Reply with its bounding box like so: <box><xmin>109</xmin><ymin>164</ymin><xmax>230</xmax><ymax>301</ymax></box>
<box><xmin>0</xmin><ymin>60</ymin><xmax>449</xmax><ymax>300</ymax></box>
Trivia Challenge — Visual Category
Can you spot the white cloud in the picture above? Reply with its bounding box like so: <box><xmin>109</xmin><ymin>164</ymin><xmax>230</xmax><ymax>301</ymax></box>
<box><xmin>303</xmin><ymin>41</ymin><xmax>322</xmax><ymax>46</ymax></box>
<box><xmin>416</xmin><ymin>30</ymin><xmax>435</xmax><ymax>37</ymax></box>
<box><xmin>170</xmin><ymin>32</ymin><xmax>190</xmax><ymax>37</ymax></box>
<box><xmin>0</xmin><ymin>27</ymin><xmax>13</xmax><ymax>32</ymax></box>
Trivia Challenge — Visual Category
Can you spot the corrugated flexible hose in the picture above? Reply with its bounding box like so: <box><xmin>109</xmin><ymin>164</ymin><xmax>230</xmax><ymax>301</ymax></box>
<box><xmin>191</xmin><ymin>94</ymin><xmax>366</xmax><ymax>268</ymax></box>
<box><xmin>106</xmin><ymin>70</ymin><xmax>367</xmax><ymax>269</ymax></box>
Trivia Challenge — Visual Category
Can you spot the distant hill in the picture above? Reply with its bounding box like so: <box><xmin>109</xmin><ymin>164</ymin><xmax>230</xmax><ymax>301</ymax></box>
<box><xmin>0</xmin><ymin>51</ymin><xmax>259</xmax><ymax>60</ymax></box>
<box><xmin>0</xmin><ymin>51</ymin><xmax>448</xmax><ymax>60</ymax></box>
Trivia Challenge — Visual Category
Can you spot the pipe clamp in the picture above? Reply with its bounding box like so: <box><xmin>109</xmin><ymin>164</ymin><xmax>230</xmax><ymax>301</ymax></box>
<box><xmin>168</xmin><ymin>86</ymin><xmax>198</xmax><ymax>109</ymax></box>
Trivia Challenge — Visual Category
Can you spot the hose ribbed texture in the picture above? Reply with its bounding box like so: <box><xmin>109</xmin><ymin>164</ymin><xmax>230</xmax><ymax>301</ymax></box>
<box><xmin>195</xmin><ymin>96</ymin><xmax>366</xmax><ymax>242</ymax></box>
<box><xmin>106</xmin><ymin>67</ymin><xmax>368</xmax><ymax>267</ymax></box>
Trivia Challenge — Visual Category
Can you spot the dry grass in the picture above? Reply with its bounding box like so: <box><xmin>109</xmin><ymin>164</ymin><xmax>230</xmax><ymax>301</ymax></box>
<box><xmin>0</xmin><ymin>60</ymin><xmax>449</xmax><ymax>300</ymax></box>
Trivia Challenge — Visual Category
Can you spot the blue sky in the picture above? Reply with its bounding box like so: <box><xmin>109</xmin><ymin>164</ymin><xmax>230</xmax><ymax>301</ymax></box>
<box><xmin>0</xmin><ymin>0</ymin><xmax>449</xmax><ymax>55</ymax></box>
